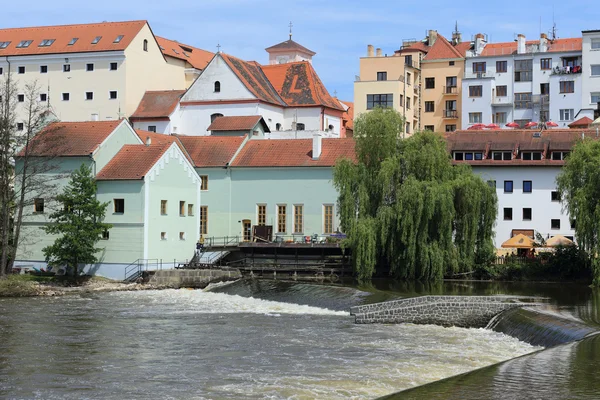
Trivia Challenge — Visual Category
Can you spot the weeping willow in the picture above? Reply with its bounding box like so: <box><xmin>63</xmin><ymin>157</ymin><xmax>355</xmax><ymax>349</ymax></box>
<box><xmin>334</xmin><ymin>108</ymin><xmax>497</xmax><ymax>281</ymax></box>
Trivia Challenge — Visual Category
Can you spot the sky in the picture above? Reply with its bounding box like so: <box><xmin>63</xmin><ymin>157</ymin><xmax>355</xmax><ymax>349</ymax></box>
<box><xmin>2</xmin><ymin>0</ymin><xmax>599</xmax><ymax>102</ymax></box>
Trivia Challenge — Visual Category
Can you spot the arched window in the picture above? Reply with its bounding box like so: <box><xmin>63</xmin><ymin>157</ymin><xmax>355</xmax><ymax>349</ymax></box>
<box><xmin>296</xmin><ymin>123</ymin><xmax>305</xmax><ymax>131</ymax></box>
<box><xmin>143</xmin><ymin>39</ymin><xmax>148</xmax><ymax>52</ymax></box>
<box><xmin>214</xmin><ymin>81</ymin><xmax>221</xmax><ymax>93</ymax></box>
<box><xmin>211</xmin><ymin>113</ymin><xmax>223</xmax><ymax>123</ymax></box>
<box><xmin>275</xmin><ymin>123</ymin><xmax>281</xmax><ymax>131</ymax></box>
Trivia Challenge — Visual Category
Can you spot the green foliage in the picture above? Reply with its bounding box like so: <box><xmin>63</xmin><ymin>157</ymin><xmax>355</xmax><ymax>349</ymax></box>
<box><xmin>42</xmin><ymin>164</ymin><xmax>111</xmax><ymax>276</ymax></box>
<box><xmin>0</xmin><ymin>275</ymin><xmax>39</xmax><ymax>297</ymax></box>
<box><xmin>334</xmin><ymin>108</ymin><xmax>497</xmax><ymax>281</ymax></box>
<box><xmin>556</xmin><ymin>139</ymin><xmax>600</xmax><ymax>286</ymax></box>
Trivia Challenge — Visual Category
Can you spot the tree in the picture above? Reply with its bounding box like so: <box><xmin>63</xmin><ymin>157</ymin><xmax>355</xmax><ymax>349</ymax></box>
<box><xmin>556</xmin><ymin>138</ymin><xmax>600</xmax><ymax>286</ymax></box>
<box><xmin>333</xmin><ymin>107</ymin><xmax>497</xmax><ymax>281</ymax></box>
<box><xmin>42</xmin><ymin>164</ymin><xmax>112</xmax><ymax>276</ymax></box>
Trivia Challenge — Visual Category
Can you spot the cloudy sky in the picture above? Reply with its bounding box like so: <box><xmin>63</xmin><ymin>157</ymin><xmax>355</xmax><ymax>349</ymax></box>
<box><xmin>2</xmin><ymin>0</ymin><xmax>598</xmax><ymax>101</ymax></box>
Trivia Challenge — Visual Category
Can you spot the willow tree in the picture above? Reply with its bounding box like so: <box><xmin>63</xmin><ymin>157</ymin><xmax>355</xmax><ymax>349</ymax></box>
<box><xmin>334</xmin><ymin>108</ymin><xmax>497</xmax><ymax>281</ymax></box>
<box><xmin>556</xmin><ymin>138</ymin><xmax>600</xmax><ymax>286</ymax></box>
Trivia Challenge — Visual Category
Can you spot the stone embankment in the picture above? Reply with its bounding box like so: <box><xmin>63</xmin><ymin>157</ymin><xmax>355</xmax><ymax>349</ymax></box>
<box><xmin>149</xmin><ymin>268</ymin><xmax>242</xmax><ymax>288</ymax></box>
<box><xmin>350</xmin><ymin>295</ymin><xmax>544</xmax><ymax>328</ymax></box>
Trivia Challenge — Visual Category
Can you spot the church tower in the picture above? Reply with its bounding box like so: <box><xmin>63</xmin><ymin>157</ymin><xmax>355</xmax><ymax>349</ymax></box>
<box><xmin>265</xmin><ymin>22</ymin><xmax>316</xmax><ymax>65</ymax></box>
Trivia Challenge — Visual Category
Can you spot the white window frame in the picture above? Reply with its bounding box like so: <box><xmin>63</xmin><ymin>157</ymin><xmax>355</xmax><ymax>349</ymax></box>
<box><xmin>468</xmin><ymin>112</ymin><xmax>482</xmax><ymax>124</ymax></box>
<box><xmin>17</xmin><ymin>66</ymin><xmax>25</xmax><ymax>74</ymax></box>
<box><xmin>110</xmin><ymin>62</ymin><xmax>118</xmax><ymax>71</ymax></box>
<box><xmin>591</xmin><ymin>92</ymin><xmax>600</xmax><ymax>104</ymax></box>
<box><xmin>592</xmin><ymin>39</ymin><xmax>600</xmax><ymax>50</ymax></box>
<box><xmin>591</xmin><ymin>65</ymin><xmax>600</xmax><ymax>76</ymax></box>
<box><xmin>559</xmin><ymin>109</ymin><xmax>574</xmax><ymax>121</ymax></box>
<box><xmin>85</xmin><ymin>91</ymin><xmax>94</xmax><ymax>101</ymax></box>
<box><xmin>40</xmin><ymin>65</ymin><xmax>48</xmax><ymax>74</ymax></box>
<box><xmin>62</xmin><ymin>93</ymin><xmax>70</xmax><ymax>101</ymax></box>
<box><xmin>86</xmin><ymin>63</ymin><xmax>94</xmax><ymax>72</ymax></box>
<box><xmin>109</xmin><ymin>90</ymin><xmax>118</xmax><ymax>100</ymax></box>
<box><xmin>63</xmin><ymin>64</ymin><xmax>70</xmax><ymax>72</ymax></box>
<box><xmin>161</xmin><ymin>232</ymin><xmax>168</xmax><ymax>240</ymax></box>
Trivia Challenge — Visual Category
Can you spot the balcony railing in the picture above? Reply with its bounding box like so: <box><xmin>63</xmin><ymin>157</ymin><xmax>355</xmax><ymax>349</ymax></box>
<box><xmin>405</xmin><ymin>60</ymin><xmax>420</xmax><ymax>69</ymax></box>
<box><xmin>532</xmin><ymin>94</ymin><xmax>550</xmax><ymax>104</ymax></box>
<box><xmin>464</xmin><ymin>71</ymin><xmax>489</xmax><ymax>79</ymax></box>
<box><xmin>492</xmin><ymin>96</ymin><xmax>513</xmax><ymax>106</ymax></box>
<box><xmin>550</xmin><ymin>66</ymin><xmax>582</xmax><ymax>75</ymax></box>
<box><xmin>443</xmin><ymin>86</ymin><xmax>458</xmax><ymax>95</ymax></box>
<box><xmin>443</xmin><ymin>110</ymin><xmax>459</xmax><ymax>119</ymax></box>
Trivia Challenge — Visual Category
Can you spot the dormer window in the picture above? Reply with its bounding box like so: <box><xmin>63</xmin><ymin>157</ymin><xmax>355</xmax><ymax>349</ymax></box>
<box><xmin>0</xmin><ymin>41</ymin><xmax>11</xmax><ymax>49</ymax></box>
<box><xmin>492</xmin><ymin>151</ymin><xmax>512</xmax><ymax>161</ymax></box>
<box><xmin>68</xmin><ymin>38</ymin><xmax>78</xmax><ymax>46</ymax></box>
<box><xmin>143</xmin><ymin>39</ymin><xmax>148</xmax><ymax>52</ymax></box>
<box><xmin>113</xmin><ymin>35</ymin><xmax>124</xmax><ymax>43</ymax></box>
<box><xmin>521</xmin><ymin>151</ymin><xmax>542</xmax><ymax>161</ymax></box>
<box><xmin>16</xmin><ymin>40</ymin><xmax>33</xmax><ymax>48</ymax></box>
<box><xmin>39</xmin><ymin>39</ymin><xmax>55</xmax><ymax>47</ymax></box>
<box><xmin>91</xmin><ymin>36</ymin><xmax>102</xmax><ymax>44</ymax></box>
<box><xmin>214</xmin><ymin>81</ymin><xmax>221</xmax><ymax>93</ymax></box>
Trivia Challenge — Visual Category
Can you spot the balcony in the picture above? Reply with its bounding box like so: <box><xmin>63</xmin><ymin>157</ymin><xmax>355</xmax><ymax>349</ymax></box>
<box><xmin>464</xmin><ymin>71</ymin><xmax>490</xmax><ymax>79</ymax></box>
<box><xmin>443</xmin><ymin>110</ymin><xmax>459</xmax><ymax>119</ymax></box>
<box><xmin>532</xmin><ymin>94</ymin><xmax>550</xmax><ymax>104</ymax></box>
<box><xmin>443</xmin><ymin>86</ymin><xmax>458</xmax><ymax>95</ymax></box>
<box><xmin>492</xmin><ymin>96</ymin><xmax>513</xmax><ymax>106</ymax></box>
<box><xmin>550</xmin><ymin>65</ymin><xmax>582</xmax><ymax>75</ymax></box>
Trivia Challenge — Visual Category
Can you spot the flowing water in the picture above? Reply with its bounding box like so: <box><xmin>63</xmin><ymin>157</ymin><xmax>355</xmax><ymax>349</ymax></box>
<box><xmin>0</xmin><ymin>281</ymin><xmax>543</xmax><ymax>400</ymax></box>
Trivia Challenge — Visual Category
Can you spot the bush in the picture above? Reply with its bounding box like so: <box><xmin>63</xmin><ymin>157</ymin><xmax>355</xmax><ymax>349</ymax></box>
<box><xmin>0</xmin><ymin>275</ymin><xmax>40</xmax><ymax>297</ymax></box>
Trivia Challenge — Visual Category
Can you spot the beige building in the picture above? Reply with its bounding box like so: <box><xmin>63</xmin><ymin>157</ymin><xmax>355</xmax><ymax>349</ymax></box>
<box><xmin>354</xmin><ymin>28</ymin><xmax>471</xmax><ymax>134</ymax></box>
<box><xmin>0</xmin><ymin>20</ymin><xmax>213</xmax><ymax>125</ymax></box>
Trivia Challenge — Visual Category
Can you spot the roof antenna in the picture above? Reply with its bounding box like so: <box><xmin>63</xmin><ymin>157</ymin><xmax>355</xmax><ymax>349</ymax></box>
<box><xmin>289</xmin><ymin>21</ymin><xmax>293</xmax><ymax>40</ymax></box>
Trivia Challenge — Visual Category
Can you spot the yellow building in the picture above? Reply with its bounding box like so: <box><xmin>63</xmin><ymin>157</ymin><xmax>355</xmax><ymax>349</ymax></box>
<box><xmin>354</xmin><ymin>28</ymin><xmax>471</xmax><ymax>134</ymax></box>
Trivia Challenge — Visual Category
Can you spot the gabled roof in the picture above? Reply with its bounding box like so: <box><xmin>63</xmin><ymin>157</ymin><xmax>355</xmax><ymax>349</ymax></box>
<box><xmin>0</xmin><ymin>20</ymin><xmax>146</xmax><ymax>57</ymax></box>
<box><xmin>265</xmin><ymin>39</ymin><xmax>316</xmax><ymax>56</ymax></box>
<box><xmin>135</xmin><ymin>129</ymin><xmax>194</xmax><ymax>165</ymax></box>
<box><xmin>130</xmin><ymin>90</ymin><xmax>185</xmax><ymax>120</ymax></box>
<box><xmin>207</xmin><ymin>116</ymin><xmax>270</xmax><ymax>132</ymax></box>
<box><xmin>176</xmin><ymin>135</ymin><xmax>246</xmax><ymax>167</ymax></box>
<box><xmin>569</xmin><ymin>116</ymin><xmax>594</xmax><ymax>127</ymax></box>
<box><xmin>156</xmin><ymin>36</ymin><xmax>214</xmax><ymax>70</ymax></box>
<box><xmin>17</xmin><ymin>120</ymin><xmax>123</xmax><ymax>157</ymax></box>
<box><xmin>454</xmin><ymin>42</ymin><xmax>472</xmax><ymax>57</ymax></box>
<box><xmin>340</xmin><ymin>100</ymin><xmax>354</xmax><ymax>131</ymax></box>
<box><xmin>480</xmin><ymin>37</ymin><xmax>582</xmax><ymax>56</ymax></box>
<box><xmin>96</xmin><ymin>143</ymin><xmax>172</xmax><ymax>180</ymax></box>
<box><xmin>231</xmin><ymin>138</ymin><xmax>356</xmax><ymax>167</ymax></box>
<box><xmin>261</xmin><ymin>62</ymin><xmax>344</xmax><ymax>110</ymax></box>
<box><xmin>423</xmin><ymin>35</ymin><xmax>463</xmax><ymax>60</ymax></box>
<box><xmin>220</xmin><ymin>53</ymin><xmax>286</xmax><ymax>106</ymax></box>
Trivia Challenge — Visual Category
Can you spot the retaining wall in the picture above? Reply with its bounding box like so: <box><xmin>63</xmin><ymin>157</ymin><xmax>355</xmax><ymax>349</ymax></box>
<box><xmin>149</xmin><ymin>269</ymin><xmax>241</xmax><ymax>288</ymax></box>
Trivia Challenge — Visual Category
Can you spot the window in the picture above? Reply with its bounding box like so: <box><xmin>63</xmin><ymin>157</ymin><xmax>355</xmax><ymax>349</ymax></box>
<box><xmin>40</xmin><ymin>65</ymin><xmax>47</xmax><ymax>73</ymax></box>
<box><xmin>496</xmin><ymin>85</ymin><xmax>507</xmax><ymax>97</ymax></box>
<box><xmin>68</xmin><ymin>38</ymin><xmax>78</xmax><ymax>45</ymax></box>
<box><xmin>210</xmin><ymin>113</ymin><xmax>223</xmax><ymax>123</ymax></box>
<box><xmin>84</xmin><ymin>63</ymin><xmax>93</xmax><ymax>72</ymax></box>
<box><xmin>40</xmin><ymin>93</ymin><xmax>47</xmax><ymax>102</ymax></box>
<box><xmin>559</xmin><ymin>81</ymin><xmax>574</xmax><ymax>93</ymax></box>
<box><xmin>496</xmin><ymin>61</ymin><xmax>507</xmax><ymax>73</ymax></box>
<box><xmin>541</xmin><ymin>58</ymin><xmax>552</xmax><ymax>70</ymax></box>
<box><xmin>449</xmin><ymin>61</ymin><xmax>455</xmax><ymax>66</ymax></box>
<box><xmin>551</xmin><ymin>219</ymin><xmax>561</xmax><ymax>230</ymax></box>
<box><xmin>17</xmin><ymin>94</ymin><xmax>24</xmax><ymax>102</ymax></box>
<box><xmin>560</xmin><ymin>109</ymin><xmax>574</xmax><ymax>121</ymax></box>
<box><xmin>571</xmin><ymin>219</ymin><xmax>576</xmax><ymax>229</ymax></box>
<box><xmin>62</xmin><ymin>93</ymin><xmax>69</xmax><ymax>101</ymax></box>
<box><xmin>425</xmin><ymin>77</ymin><xmax>435</xmax><ymax>89</ymax></box>
<box><xmin>514</xmin><ymin>59</ymin><xmax>532</xmax><ymax>81</ymax></box>
<box><xmin>591</xmin><ymin>65</ymin><xmax>600</xmax><ymax>76</ymax></box>
<box><xmin>294</xmin><ymin>205</ymin><xmax>303</xmax><ymax>233</ymax></box>
<box><xmin>277</xmin><ymin>205</ymin><xmax>287</xmax><ymax>233</ymax></box>
<box><xmin>109</xmin><ymin>91</ymin><xmax>118</xmax><ymax>100</ymax></box>
<box><xmin>160</xmin><ymin>200</ymin><xmax>168</xmax><ymax>215</ymax></box>
<box><xmin>296</xmin><ymin>123</ymin><xmax>305</xmax><ymax>131</ymax></box>
<box><xmin>85</xmin><ymin>92</ymin><xmax>93</xmax><ymax>100</ymax></box>
<box><xmin>493</xmin><ymin>112</ymin><xmax>507</xmax><ymax>124</ymax></box>
<box><xmin>551</xmin><ymin>151</ymin><xmax>569</xmax><ymax>160</ymax></box>
<box><xmin>406</xmin><ymin>122</ymin><xmax>411</xmax><ymax>134</ymax></box>
<box><xmin>445</xmin><ymin>125</ymin><xmax>456</xmax><ymax>132</ymax></box>
<box><xmin>16</xmin><ymin>123</ymin><xmax>24</xmax><ymax>131</ymax></box>
<box><xmin>200</xmin><ymin>206</ymin><xmax>208</xmax><ymax>235</ymax></box>
<box><xmin>425</xmin><ymin>101</ymin><xmax>435</xmax><ymax>112</ymax></box>
<box><xmin>143</xmin><ymin>39</ymin><xmax>148</xmax><ymax>52</ymax></box>
<box><xmin>16</xmin><ymin>40</ymin><xmax>33</xmax><ymax>48</ymax></box>
<box><xmin>101</xmin><ymin>230</ymin><xmax>110</xmax><ymax>240</ymax></box>
<box><xmin>110</xmin><ymin>62</ymin><xmax>118</xmax><ymax>71</ymax></box>
<box><xmin>540</xmin><ymin>83</ymin><xmax>550</xmax><ymax>95</ymax></box>
<box><xmin>424</xmin><ymin>125</ymin><xmax>435</xmax><ymax>131</ymax></box>
<box><xmin>487</xmin><ymin>180</ymin><xmax>496</xmax><ymax>188</ymax></box>
<box><xmin>179</xmin><ymin>201</ymin><xmax>186</xmax><ymax>217</ymax></box>
<box><xmin>469</xmin><ymin>85</ymin><xmax>482</xmax><ymax>97</ymax></box>
<box><xmin>504</xmin><ymin>181</ymin><xmax>513</xmax><ymax>193</ymax></box>
<box><xmin>188</xmin><ymin>204</ymin><xmax>194</xmax><ymax>216</ymax></box>
<box><xmin>551</xmin><ymin>191</ymin><xmax>560</xmax><ymax>201</ymax></box>
<box><xmin>92</xmin><ymin>36</ymin><xmax>102</xmax><ymax>44</ymax></box>
<box><xmin>200</xmin><ymin>175</ymin><xmax>208</xmax><ymax>190</ymax></box>
<box><xmin>161</xmin><ymin>232</ymin><xmax>167</xmax><ymax>240</ymax></box>
<box><xmin>18</xmin><ymin>66</ymin><xmax>25</xmax><ymax>74</ymax></box>
<box><xmin>504</xmin><ymin>208</ymin><xmax>513</xmax><ymax>221</ymax></box>
<box><xmin>405</xmin><ymin>55</ymin><xmax>413</xmax><ymax>66</ymax></box>
<box><xmin>366</xmin><ymin>94</ymin><xmax>393</xmax><ymax>109</ymax></box>
<box><xmin>34</xmin><ymin>198</ymin><xmax>44</xmax><ymax>213</ymax></box>
<box><xmin>63</xmin><ymin>64</ymin><xmax>71</xmax><ymax>72</ymax></box>
<box><xmin>406</xmin><ymin>72</ymin><xmax>411</xmax><ymax>85</ymax></box>
<box><xmin>522</xmin><ymin>152</ymin><xmax>542</xmax><ymax>160</ymax></box>
<box><xmin>523</xmin><ymin>208</ymin><xmax>532</xmax><ymax>221</ymax></box>
<box><xmin>214</xmin><ymin>81</ymin><xmax>221</xmax><ymax>92</ymax></box>
<box><xmin>179</xmin><ymin>232</ymin><xmax>186</xmax><ymax>241</ymax></box>
<box><xmin>468</xmin><ymin>113</ymin><xmax>482</xmax><ymax>124</ymax></box>
<box><xmin>454</xmin><ymin>152</ymin><xmax>464</xmax><ymax>161</ymax></box>
<box><xmin>473</xmin><ymin>62</ymin><xmax>486</xmax><ymax>73</ymax></box>
<box><xmin>324</xmin><ymin>205</ymin><xmax>334</xmax><ymax>234</ymax></box>
<box><xmin>493</xmin><ymin>152</ymin><xmax>512</xmax><ymax>160</ymax></box>
<box><xmin>275</xmin><ymin>123</ymin><xmax>281</xmax><ymax>131</ymax></box>
<box><xmin>0</xmin><ymin>67</ymin><xmax>2</xmax><ymax>75</ymax></box>
<box><xmin>406</xmin><ymin>97</ymin><xmax>411</xmax><ymax>109</ymax></box>
<box><xmin>257</xmin><ymin>205</ymin><xmax>266</xmax><ymax>226</ymax></box>
<box><xmin>377</xmin><ymin>71</ymin><xmax>387</xmax><ymax>81</ymax></box>
<box><xmin>592</xmin><ymin>39</ymin><xmax>600</xmax><ymax>50</ymax></box>
<box><xmin>515</xmin><ymin>93</ymin><xmax>532</xmax><ymax>109</ymax></box>
<box><xmin>523</xmin><ymin>181</ymin><xmax>532</xmax><ymax>193</ymax></box>
<box><xmin>114</xmin><ymin>35</ymin><xmax>124</xmax><ymax>43</ymax></box>
<box><xmin>446</xmin><ymin>76</ymin><xmax>457</xmax><ymax>87</ymax></box>
<box><xmin>0</xmin><ymin>42</ymin><xmax>10</xmax><ymax>49</ymax></box>
<box><xmin>591</xmin><ymin>92</ymin><xmax>600</xmax><ymax>104</ymax></box>
<box><xmin>113</xmin><ymin>199</ymin><xmax>124</xmax><ymax>213</ymax></box>
<box><xmin>148</xmin><ymin>125</ymin><xmax>157</xmax><ymax>132</ymax></box>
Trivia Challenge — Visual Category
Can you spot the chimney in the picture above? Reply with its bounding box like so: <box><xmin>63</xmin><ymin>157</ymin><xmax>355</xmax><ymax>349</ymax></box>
<box><xmin>428</xmin><ymin>30</ymin><xmax>438</xmax><ymax>46</ymax></box>
<box><xmin>517</xmin><ymin>34</ymin><xmax>526</xmax><ymax>54</ymax></box>
<box><xmin>376</xmin><ymin>48</ymin><xmax>382</xmax><ymax>57</ymax></box>
<box><xmin>367</xmin><ymin>44</ymin><xmax>374</xmax><ymax>57</ymax></box>
<box><xmin>539</xmin><ymin>33</ymin><xmax>548</xmax><ymax>52</ymax></box>
<box><xmin>145</xmin><ymin>136</ymin><xmax>151</xmax><ymax>146</ymax></box>
<box><xmin>312</xmin><ymin>134</ymin><xmax>322</xmax><ymax>160</ymax></box>
<box><xmin>474</xmin><ymin>33</ymin><xmax>486</xmax><ymax>56</ymax></box>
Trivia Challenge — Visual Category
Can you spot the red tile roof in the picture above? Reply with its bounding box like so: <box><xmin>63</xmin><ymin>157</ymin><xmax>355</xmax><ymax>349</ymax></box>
<box><xmin>265</xmin><ymin>39</ymin><xmax>316</xmax><ymax>56</ymax></box>
<box><xmin>17</xmin><ymin>120</ymin><xmax>122</xmax><ymax>157</ymax></box>
<box><xmin>135</xmin><ymin>129</ymin><xmax>194</xmax><ymax>165</ymax></box>
<box><xmin>156</xmin><ymin>36</ymin><xmax>214</xmax><ymax>70</ymax></box>
<box><xmin>207</xmin><ymin>115</ymin><xmax>267</xmax><ymax>132</ymax></box>
<box><xmin>231</xmin><ymin>138</ymin><xmax>356</xmax><ymax>167</ymax></box>
<box><xmin>569</xmin><ymin>117</ymin><xmax>594</xmax><ymax>127</ymax></box>
<box><xmin>96</xmin><ymin>143</ymin><xmax>171</xmax><ymax>180</ymax></box>
<box><xmin>176</xmin><ymin>135</ymin><xmax>246</xmax><ymax>167</ymax></box>
<box><xmin>454</xmin><ymin>42</ymin><xmax>472</xmax><ymax>57</ymax></box>
<box><xmin>423</xmin><ymin>35</ymin><xmax>463</xmax><ymax>60</ymax></box>
<box><xmin>220</xmin><ymin>54</ymin><xmax>286</xmax><ymax>106</ymax></box>
<box><xmin>261</xmin><ymin>62</ymin><xmax>344</xmax><ymax>110</ymax></box>
<box><xmin>397</xmin><ymin>41</ymin><xmax>430</xmax><ymax>54</ymax></box>
<box><xmin>130</xmin><ymin>90</ymin><xmax>185</xmax><ymax>120</ymax></box>
<box><xmin>480</xmin><ymin>38</ymin><xmax>582</xmax><ymax>56</ymax></box>
<box><xmin>0</xmin><ymin>20</ymin><xmax>146</xmax><ymax>56</ymax></box>
<box><xmin>340</xmin><ymin>100</ymin><xmax>354</xmax><ymax>131</ymax></box>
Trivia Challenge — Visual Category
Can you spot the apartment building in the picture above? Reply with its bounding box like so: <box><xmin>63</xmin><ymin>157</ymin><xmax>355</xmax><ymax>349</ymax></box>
<box><xmin>460</xmin><ymin>33</ymin><xmax>583</xmax><ymax>129</ymax></box>
<box><xmin>0</xmin><ymin>20</ymin><xmax>212</xmax><ymax>125</ymax></box>
<box><xmin>581</xmin><ymin>30</ymin><xmax>600</xmax><ymax>120</ymax></box>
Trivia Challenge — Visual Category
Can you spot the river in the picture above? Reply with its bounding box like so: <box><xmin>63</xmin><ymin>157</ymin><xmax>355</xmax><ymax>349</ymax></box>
<box><xmin>0</xmin><ymin>279</ymin><xmax>596</xmax><ymax>399</ymax></box>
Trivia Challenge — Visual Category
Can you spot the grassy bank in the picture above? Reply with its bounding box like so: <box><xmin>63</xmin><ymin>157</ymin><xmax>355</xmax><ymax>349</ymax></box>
<box><xmin>0</xmin><ymin>275</ymin><xmax>120</xmax><ymax>297</ymax></box>
<box><xmin>0</xmin><ymin>275</ymin><xmax>43</xmax><ymax>297</ymax></box>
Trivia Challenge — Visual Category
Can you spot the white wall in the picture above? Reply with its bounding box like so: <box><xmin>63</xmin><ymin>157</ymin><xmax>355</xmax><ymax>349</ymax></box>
<box><xmin>283</xmin><ymin>107</ymin><xmax>323</xmax><ymax>131</ymax></box>
<box><xmin>582</xmin><ymin>32</ymin><xmax>600</xmax><ymax>118</ymax></box>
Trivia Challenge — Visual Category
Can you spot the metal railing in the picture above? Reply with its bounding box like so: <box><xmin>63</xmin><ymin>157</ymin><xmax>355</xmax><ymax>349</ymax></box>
<box><xmin>443</xmin><ymin>86</ymin><xmax>458</xmax><ymax>95</ymax></box>
<box><xmin>443</xmin><ymin>110</ymin><xmax>459</xmax><ymax>119</ymax></box>
<box><xmin>124</xmin><ymin>259</ymin><xmax>161</xmax><ymax>282</ymax></box>
<box><xmin>464</xmin><ymin>71</ymin><xmax>488</xmax><ymax>79</ymax></box>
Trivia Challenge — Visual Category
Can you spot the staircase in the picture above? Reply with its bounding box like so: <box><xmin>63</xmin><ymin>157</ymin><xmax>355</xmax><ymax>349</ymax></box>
<box><xmin>124</xmin><ymin>259</ymin><xmax>160</xmax><ymax>282</ymax></box>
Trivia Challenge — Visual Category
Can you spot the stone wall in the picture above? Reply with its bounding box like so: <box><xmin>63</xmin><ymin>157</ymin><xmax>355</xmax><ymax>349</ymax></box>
<box><xmin>149</xmin><ymin>269</ymin><xmax>241</xmax><ymax>289</ymax></box>
<box><xmin>350</xmin><ymin>295</ymin><xmax>542</xmax><ymax>328</ymax></box>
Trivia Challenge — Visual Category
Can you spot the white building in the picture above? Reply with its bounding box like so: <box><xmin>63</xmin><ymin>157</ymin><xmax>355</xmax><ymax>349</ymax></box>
<box><xmin>461</xmin><ymin>33</ymin><xmax>583</xmax><ymax>129</ymax></box>
<box><xmin>447</xmin><ymin>129</ymin><xmax>584</xmax><ymax>248</ymax></box>
<box><xmin>581</xmin><ymin>30</ymin><xmax>600</xmax><ymax>120</ymax></box>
